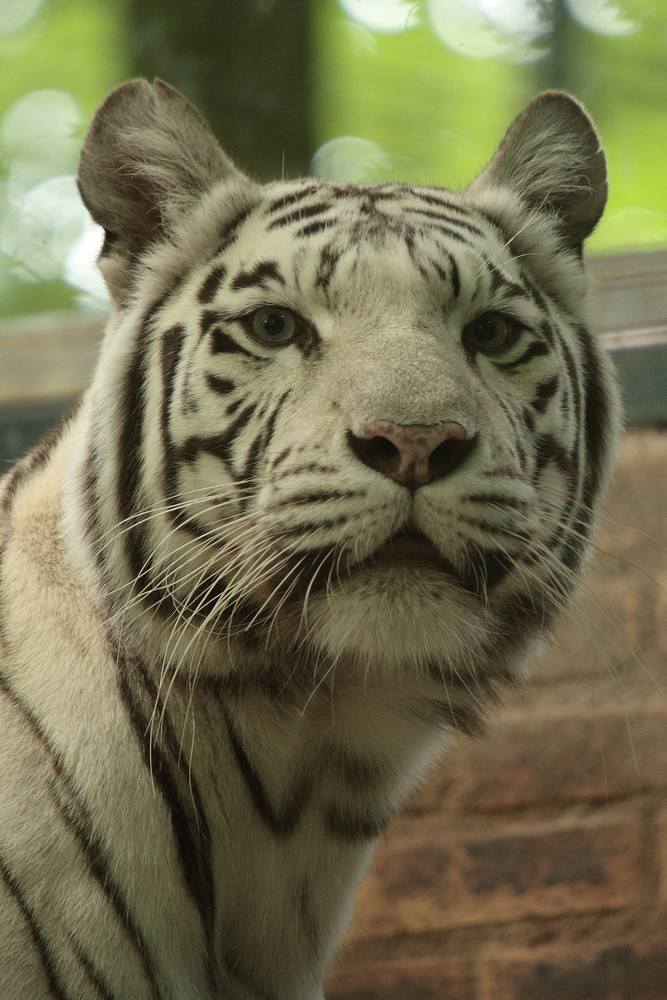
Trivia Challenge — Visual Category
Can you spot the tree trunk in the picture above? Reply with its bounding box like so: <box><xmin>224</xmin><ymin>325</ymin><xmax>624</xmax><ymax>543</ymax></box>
<box><xmin>126</xmin><ymin>0</ymin><xmax>314</xmax><ymax>181</ymax></box>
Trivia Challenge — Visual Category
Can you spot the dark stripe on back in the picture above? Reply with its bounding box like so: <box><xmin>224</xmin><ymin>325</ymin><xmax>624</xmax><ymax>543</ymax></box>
<box><xmin>0</xmin><ymin>852</ymin><xmax>67</xmax><ymax>999</ymax></box>
<box><xmin>70</xmin><ymin>938</ymin><xmax>117</xmax><ymax>1000</ymax></box>
<box><xmin>0</xmin><ymin>671</ymin><xmax>163</xmax><ymax>999</ymax></box>
<box><xmin>116</xmin><ymin>650</ymin><xmax>217</xmax><ymax>996</ymax></box>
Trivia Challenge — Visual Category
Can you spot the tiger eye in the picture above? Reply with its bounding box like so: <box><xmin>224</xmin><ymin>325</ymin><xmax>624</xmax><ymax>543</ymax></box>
<box><xmin>249</xmin><ymin>307</ymin><xmax>298</xmax><ymax>345</ymax></box>
<box><xmin>462</xmin><ymin>312</ymin><xmax>517</xmax><ymax>354</ymax></box>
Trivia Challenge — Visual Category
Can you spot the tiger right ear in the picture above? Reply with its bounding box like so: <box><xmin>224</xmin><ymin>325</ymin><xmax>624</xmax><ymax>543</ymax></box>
<box><xmin>467</xmin><ymin>91</ymin><xmax>607</xmax><ymax>255</ymax></box>
<box><xmin>78</xmin><ymin>79</ymin><xmax>251</xmax><ymax>301</ymax></box>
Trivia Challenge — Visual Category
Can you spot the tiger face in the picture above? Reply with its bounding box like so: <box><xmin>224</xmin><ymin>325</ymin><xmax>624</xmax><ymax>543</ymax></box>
<box><xmin>76</xmin><ymin>82</ymin><xmax>620</xmax><ymax>696</ymax></box>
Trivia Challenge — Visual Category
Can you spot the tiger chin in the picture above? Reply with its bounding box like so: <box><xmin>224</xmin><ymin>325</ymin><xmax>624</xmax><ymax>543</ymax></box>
<box><xmin>0</xmin><ymin>80</ymin><xmax>620</xmax><ymax>1000</ymax></box>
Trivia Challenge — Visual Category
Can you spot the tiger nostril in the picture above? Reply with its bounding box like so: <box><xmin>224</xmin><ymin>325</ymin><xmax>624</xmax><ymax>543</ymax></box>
<box><xmin>346</xmin><ymin>432</ymin><xmax>400</xmax><ymax>478</ymax></box>
<box><xmin>429</xmin><ymin>435</ymin><xmax>476</xmax><ymax>479</ymax></box>
<box><xmin>347</xmin><ymin>421</ymin><xmax>476</xmax><ymax>488</ymax></box>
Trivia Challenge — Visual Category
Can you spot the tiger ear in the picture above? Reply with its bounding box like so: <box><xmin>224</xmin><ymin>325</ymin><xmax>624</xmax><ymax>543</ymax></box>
<box><xmin>78</xmin><ymin>79</ymin><xmax>250</xmax><ymax>300</ymax></box>
<box><xmin>467</xmin><ymin>91</ymin><xmax>607</xmax><ymax>253</ymax></box>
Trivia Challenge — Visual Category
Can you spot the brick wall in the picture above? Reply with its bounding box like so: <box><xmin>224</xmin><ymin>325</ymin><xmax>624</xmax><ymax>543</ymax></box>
<box><xmin>325</xmin><ymin>429</ymin><xmax>667</xmax><ymax>1000</ymax></box>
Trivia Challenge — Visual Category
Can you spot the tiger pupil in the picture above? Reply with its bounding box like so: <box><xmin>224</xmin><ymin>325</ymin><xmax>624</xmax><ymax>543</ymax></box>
<box><xmin>263</xmin><ymin>312</ymin><xmax>287</xmax><ymax>337</ymax></box>
<box><xmin>477</xmin><ymin>316</ymin><xmax>503</xmax><ymax>343</ymax></box>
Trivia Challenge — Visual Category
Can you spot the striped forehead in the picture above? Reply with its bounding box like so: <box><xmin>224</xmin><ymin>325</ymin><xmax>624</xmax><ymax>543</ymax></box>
<box><xmin>255</xmin><ymin>179</ymin><xmax>495</xmax><ymax>245</ymax></box>
<box><xmin>205</xmin><ymin>179</ymin><xmax>509</xmax><ymax>309</ymax></box>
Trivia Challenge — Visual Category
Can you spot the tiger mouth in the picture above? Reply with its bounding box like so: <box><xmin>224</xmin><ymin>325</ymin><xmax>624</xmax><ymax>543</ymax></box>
<box><xmin>350</xmin><ymin>530</ymin><xmax>460</xmax><ymax>579</ymax></box>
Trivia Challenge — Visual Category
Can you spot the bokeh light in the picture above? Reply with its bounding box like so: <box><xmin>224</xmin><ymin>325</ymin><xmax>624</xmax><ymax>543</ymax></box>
<box><xmin>311</xmin><ymin>135</ymin><xmax>395</xmax><ymax>182</ymax></box>
<box><xmin>337</xmin><ymin>0</ymin><xmax>419</xmax><ymax>33</ymax></box>
<box><xmin>427</xmin><ymin>0</ymin><xmax>548</xmax><ymax>62</ymax></box>
<box><xmin>0</xmin><ymin>0</ymin><xmax>43</xmax><ymax>37</ymax></box>
<box><xmin>0</xmin><ymin>88</ymin><xmax>107</xmax><ymax>305</ymax></box>
<box><xmin>566</xmin><ymin>0</ymin><xmax>635</xmax><ymax>37</ymax></box>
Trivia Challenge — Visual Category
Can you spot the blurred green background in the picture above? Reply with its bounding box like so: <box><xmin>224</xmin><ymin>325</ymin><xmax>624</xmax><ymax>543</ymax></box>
<box><xmin>1</xmin><ymin>0</ymin><xmax>666</xmax><ymax>321</ymax></box>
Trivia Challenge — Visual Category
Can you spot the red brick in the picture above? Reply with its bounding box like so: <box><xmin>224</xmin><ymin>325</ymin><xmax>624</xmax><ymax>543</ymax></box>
<box><xmin>478</xmin><ymin>941</ymin><xmax>667</xmax><ymax>1000</ymax></box>
<box><xmin>325</xmin><ymin>957</ymin><xmax>470</xmax><ymax>1000</ymax></box>
<box><xmin>346</xmin><ymin>814</ymin><xmax>641</xmax><ymax>939</ymax></box>
<box><xmin>451</xmin><ymin>706</ymin><xmax>667</xmax><ymax>811</ymax></box>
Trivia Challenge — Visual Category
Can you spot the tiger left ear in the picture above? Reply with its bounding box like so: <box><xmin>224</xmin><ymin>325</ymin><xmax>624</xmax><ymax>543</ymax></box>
<box><xmin>78</xmin><ymin>79</ymin><xmax>253</xmax><ymax>303</ymax></box>
<box><xmin>467</xmin><ymin>91</ymin><xmax>607</xmax><ymax>253</ymax></box>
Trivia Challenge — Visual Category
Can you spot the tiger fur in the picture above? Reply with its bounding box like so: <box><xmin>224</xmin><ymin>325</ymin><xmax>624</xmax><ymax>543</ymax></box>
<box><xmin>0</xmin><ymin>81</ymin><xmax>620</xmax><ymax>999</ymax></box>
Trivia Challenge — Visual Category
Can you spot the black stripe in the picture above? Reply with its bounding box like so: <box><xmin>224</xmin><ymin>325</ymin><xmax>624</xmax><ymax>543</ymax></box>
<box><xmin>437</xmin><ymin>248</ymin><xmax>461</xmax><ymax>299</ymax></box>
<box><xmin>225</xmin><ymin>711</ymin><xmax>310</xmax><ymax>836</ymax></box>
<box><xmin>197</xmin><ymin>264</ymin><xmax>227</xmax><ymax>304</ymax></box>
<box><xmin>578</xmin><ymin>327</ymin><xmax>612</xmax><ymax>506</ymax></box>
<box><xmin>534</xmin><ymin>433</ymin><xmax>574</xmax><ymax>477</ymax></box>
<box><xmin>236</xmin><ymin>391</ymin><xmax>291</xmax><ymax>505</ymax></box>
<box><xmin>410</xmin><ymin>206</ymin><xmax>484</xmax><ymax>236</ymax></box>
<box><xmin>272</xmin><ymin>487</ymin><xmax>362</xmax><ymax>510</ymax></box>
<box><xmin>521</xmin><ymin>407</ymin><xmax>537</xmax><ymax>432</ymax></box>
<box><xmin>416</xmin><ymin>221</ymin><xmax>472</xmax><ymax>246</ymax></box>
<box><xmin>160</xmin><ymin>324</ymin><xmax>198</xmax><ymax>544</ymax></box>
<box><xmin>117</xmin><ymin>299</ymin><xmax>165</xmax><ymax>583</ymax></box>
<box><xmin>206</xmin><ymin>374</ymin><xmax>237</xmax><ymax>395</ymax></box>
<box><xmin>531</xmin><ymin>375</ymin><xmax>559</xmax><ymax>413</ymax></box>
<box><xmin>270</xmin><ymin>445</ymin><xmax>292</xmax><ymax>470</ymax></box>
<box><xmin>266</xmin><ymin>201</ymin><xmax>331</xmax><ymax>230</ymax></box>
<box><xmin>117</xmin><ymin>651</ymin><xmax>217</xmax><ymax>995</ymax></box>
<box><xmin>267</xmin><ymin>184</ymin><xmax>320</xmax><ymax>214</ymax></box>
<box><xmin>413</xmin><ymin>189</ymin><xmax>478</xmax><ymax>216</ymax></box>
<box><xmin>261</xmin><ymin>390</ymin><xmax>290</xmax><ymax>457</ymax></box>
<box><xmin>494</xmin><ymin>339</ymin><xmax>550</xmax><ymax>372</ymax></box>
<box><xmin>175</xmin><ymin>402</ymin><xmax>258</xmax><ymax>465</ymax></box>
<box><xmin>230</xmin><ymin>259</ymin><xmax>284</xmax><ymax>291</ymax></box>
<box><xmin>70</xmin><ymin>937</ymin><xmax>117</xmax><ymax>1000</ymax></box>
<box><xmin>315</xmin><ymin>243</ymin><xmax>342</xmax><ymax>293</ymax></box>
<box><xmin>0</xmin><ymin>852</ymin><xmax>67</xmax><ymax>999</ymax></box>
<box><xmin>322</xmin><ymin>803</ymin><xmax>389</xmax><ymax>842</ymax></box>
<box><xmin>271</xmin><ymin>513</ymin><xmax>349</xmax><ymax>540</ymax></box>
<box><xmin>0</xmin><ymin>671</ymin><xmax>163</xmax><ymax>999</ymax></box>
<box><xmin>464</xmin><ymin>492</ymin><xmax>528</xmax><ymax>510</ymax></box>
<box><xmin>215</xmin><ymin>203</ymin><xmax>255</xmax><ymax>256</ymax></box>
<box><xmin>296</xmin><ymin>218</ymin><xmax>339</xmax><ymax>238</ymax></box>
<box><xmin>209</xmin><ymin>327</ymin><xmax>265</xmax><ymax>360</ymax></box>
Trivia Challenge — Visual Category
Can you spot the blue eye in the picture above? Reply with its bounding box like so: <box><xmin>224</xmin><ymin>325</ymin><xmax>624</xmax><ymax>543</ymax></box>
<box><xmin>249</xmin><ymin>307</ymin><xmax>298</xmax><ymax>345</ymax></box>
<box><xmin>462</xmin><ymin>313</ymin><xmax>518</xmax><ymax>354</ymax></box>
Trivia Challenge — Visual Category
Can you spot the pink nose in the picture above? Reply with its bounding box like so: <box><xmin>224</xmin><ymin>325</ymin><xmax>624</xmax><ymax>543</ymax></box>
<box><xmin>347</xmin><ymin>420</ymin><xmax>475</xmax><ymax>488</ymax></box>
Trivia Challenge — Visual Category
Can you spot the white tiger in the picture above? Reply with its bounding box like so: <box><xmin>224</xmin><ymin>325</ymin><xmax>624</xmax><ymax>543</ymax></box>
<box><xmin>0</xmin><ymin>80</ymin><xmax>620</xmax><ymax>999</ymax></box>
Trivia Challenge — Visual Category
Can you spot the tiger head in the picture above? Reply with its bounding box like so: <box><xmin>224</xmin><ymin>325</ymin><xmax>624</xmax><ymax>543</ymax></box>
<box><xmin>75</xmin><ymin>81</ymin><xmax>620</xmax><ymax>705</ymax></box>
